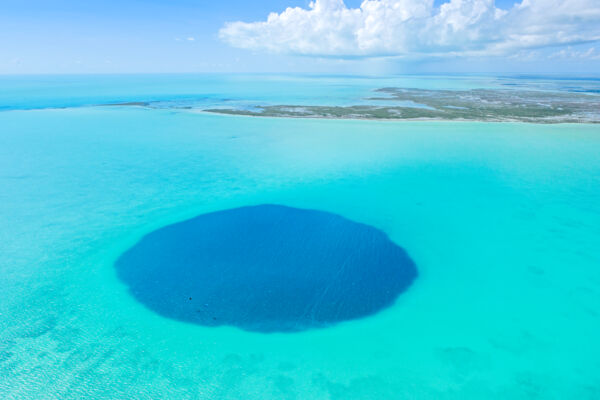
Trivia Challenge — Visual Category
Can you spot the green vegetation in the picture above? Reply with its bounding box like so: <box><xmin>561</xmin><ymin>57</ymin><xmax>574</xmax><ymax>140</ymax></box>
<box><xmin>204</xmin><ymin>88</ymin><xmax>600</xmax><ymax>123</ymax></box>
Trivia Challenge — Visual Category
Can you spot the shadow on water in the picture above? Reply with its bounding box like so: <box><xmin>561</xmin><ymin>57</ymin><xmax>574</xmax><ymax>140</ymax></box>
<box><xmin>115</xmin><ymin>204</ymin><xmax>417</xmax><ymax>333</ymax></box>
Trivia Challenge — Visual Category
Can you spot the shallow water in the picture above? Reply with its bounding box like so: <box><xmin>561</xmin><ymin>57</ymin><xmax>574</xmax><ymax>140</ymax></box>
<box><xmin>1</xmin><ymin>75</ymin><xmax>600</xmax><ymax>399</ymax></box>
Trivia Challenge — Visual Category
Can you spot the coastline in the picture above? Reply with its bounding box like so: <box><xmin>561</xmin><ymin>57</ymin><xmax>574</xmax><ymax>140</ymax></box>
<box><xmin>199</xmin><ymin>108</ymin><xmax>600</xmax><ymax>124</ymax></box>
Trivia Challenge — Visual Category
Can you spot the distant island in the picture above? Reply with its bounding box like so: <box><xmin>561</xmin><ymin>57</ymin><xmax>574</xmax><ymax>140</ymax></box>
<box><xmin>202</xmin><ymin>88</ymin><xmax>600</xmax><ymax>123</ymax></box>
<box><xmin>104</xmin><ymin>87</ymin><xmax>600</xmax><ymax>123</ymax></box>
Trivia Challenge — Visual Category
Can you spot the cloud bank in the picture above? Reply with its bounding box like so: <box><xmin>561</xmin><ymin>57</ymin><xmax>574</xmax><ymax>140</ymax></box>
<box><xmin>219</xmin><ymin>0</ymin><xmax>600</xmax><ymax>58</ymax></box>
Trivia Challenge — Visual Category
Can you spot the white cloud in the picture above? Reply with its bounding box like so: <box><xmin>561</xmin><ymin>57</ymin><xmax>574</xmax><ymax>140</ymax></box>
<box><xmin>219</xmin><ymin>0</ymin><xmax>600</xmax><ymax>58</ymax></box>
<box><xmin>549</xmin><ymin>46</ymin><xmax>600</xmax><ymax>60</ymax></box>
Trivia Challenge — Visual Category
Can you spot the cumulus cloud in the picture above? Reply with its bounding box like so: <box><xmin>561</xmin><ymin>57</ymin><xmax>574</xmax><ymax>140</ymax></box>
<box><xmin>219</xmin><ymin>0</ymin><xmax>600</xmax><ymax>58</ymax></box>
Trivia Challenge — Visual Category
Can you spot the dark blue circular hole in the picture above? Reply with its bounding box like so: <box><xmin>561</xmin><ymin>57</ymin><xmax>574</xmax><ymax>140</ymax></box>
<box><xmin>115</xmin><ymin>204</ymin><xmax>417</xmax><ymax>332</ymax></box>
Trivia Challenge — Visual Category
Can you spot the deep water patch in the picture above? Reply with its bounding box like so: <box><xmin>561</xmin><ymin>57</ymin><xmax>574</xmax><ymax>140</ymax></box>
<box><xmin>115</xmin><ymin>204</ymin><xmax>417</xmax><ymax>332</ymax></box>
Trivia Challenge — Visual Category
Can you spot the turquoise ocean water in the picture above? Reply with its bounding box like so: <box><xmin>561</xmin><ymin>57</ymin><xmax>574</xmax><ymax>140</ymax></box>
<box><xmin>1</xmin><ymin>75</ymin><xmax>600</xmax><ymax>399</ymax></box>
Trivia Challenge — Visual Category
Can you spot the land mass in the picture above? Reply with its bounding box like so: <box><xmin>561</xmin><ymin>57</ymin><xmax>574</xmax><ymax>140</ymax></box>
<box><xmin>106</xmin><ymin>87</ymin><xmax>600</xmax><ymax>123</ymax></box>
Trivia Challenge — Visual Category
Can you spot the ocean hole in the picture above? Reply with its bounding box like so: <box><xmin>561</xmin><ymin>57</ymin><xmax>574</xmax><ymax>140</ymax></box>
<box><xmin>115</xmin><ymin>204</ymin><xmax>417</xmax><ymax>332</ymax></box>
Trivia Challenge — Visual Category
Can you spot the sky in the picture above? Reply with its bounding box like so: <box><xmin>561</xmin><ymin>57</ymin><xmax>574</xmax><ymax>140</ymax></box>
<box><xmin>1</xmin><ymin>0</ymin><xmax>599</xmax><ymax>75</ymax></box>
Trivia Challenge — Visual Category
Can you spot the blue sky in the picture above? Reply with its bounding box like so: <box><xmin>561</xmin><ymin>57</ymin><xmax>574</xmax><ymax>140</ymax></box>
<box><xmin>1</xmin><ymin>0</ymin><xmax>599</xmax><ymax>74</ymax></box>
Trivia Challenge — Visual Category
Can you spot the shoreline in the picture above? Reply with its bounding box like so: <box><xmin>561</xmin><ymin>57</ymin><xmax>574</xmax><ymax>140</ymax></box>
<box><xmin>3</xmin><ymin>103</ymin><xmax>599</xmax><ymax>125</ymax></box>
<box><xmin>199</xmin><ymin>108</ymin><xmax>600</xmax><ymax>125</ymax></box>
